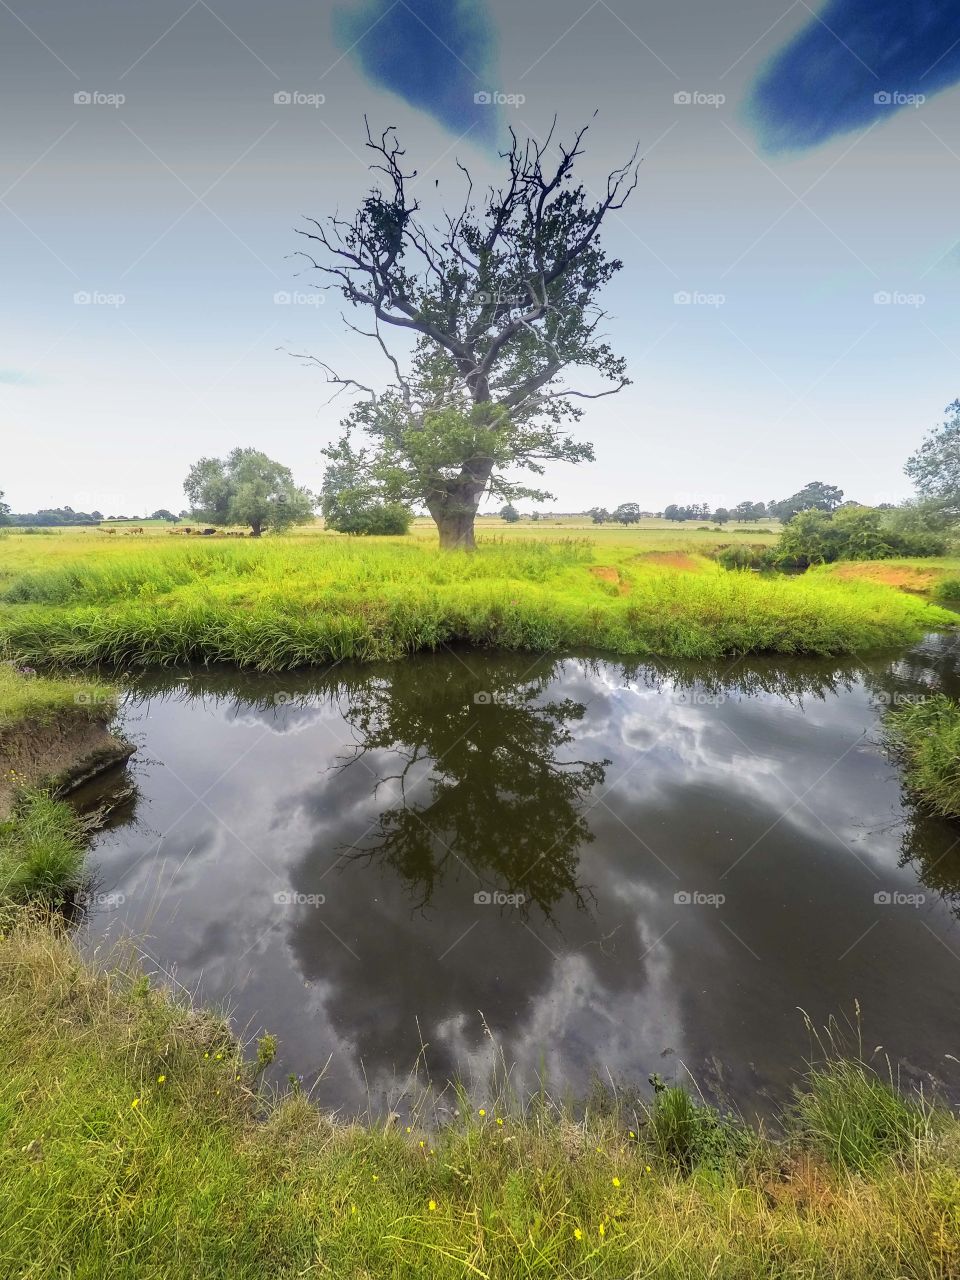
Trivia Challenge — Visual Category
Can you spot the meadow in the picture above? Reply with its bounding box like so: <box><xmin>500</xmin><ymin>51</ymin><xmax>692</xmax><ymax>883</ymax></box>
<box><xmin>0</xmin><ymin>521</ymin><xmax>952</xmax><ymax>670</ymax></box>
<box><xmin>2</xmin><ymin>529</ymin><xmax>960</xmax><ymax>1276</ymax></box>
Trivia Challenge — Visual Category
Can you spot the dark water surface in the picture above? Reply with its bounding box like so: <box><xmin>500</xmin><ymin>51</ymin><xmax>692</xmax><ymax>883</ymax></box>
<box><xmin>77</xmin><ymin>635</ymin><xmax>960</xmax><ymax>1116</ymax></box>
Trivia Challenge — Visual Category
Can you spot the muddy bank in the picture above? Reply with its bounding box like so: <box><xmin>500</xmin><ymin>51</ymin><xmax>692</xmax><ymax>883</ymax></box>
<box><xmin>0</xmin><ymin>716</ymin><xmax>134</xmax><ymax>817</ymax></box>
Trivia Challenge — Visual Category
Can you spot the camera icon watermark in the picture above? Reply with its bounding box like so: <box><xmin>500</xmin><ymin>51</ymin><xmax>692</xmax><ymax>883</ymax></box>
<box><xmin>273</xmin><ymin>290</ymin><xmax>324</xmax><ymax>306</ymax></box>
<box><xmin>873</xmin><ymin>290</ymin><xmax>925</xmax><ymax>308</ymax></box>
<box><xmin>74</xmin><ymin>90</ymin><xmax>125</xmax><ymax>108</ymax></box>
<box><xmin>474</xmin><ymin>90</ymin><xmax>526</xmax><ymax>107</ymax></box>
<box><xmin>674</xmin><ymin>890</ymin><xmax>725</xmax><ymax>907</ymax></box>
<box><xmin>273</xmin><ymin>890</ymin><xmax>325</xmax><ymax>906</ymax></box>
<box><xmin>676</xmin><ymin>690</ymin><xmax>726</xmax><ymax>706</ymax></box>
<box><xmin>74</xmin><ymin>290</ymin><xmax>125</xmax><ymax>308</ymax></box>
<box><xmin>874</xmin><ymin>690</ymin><xmax>927</xmax><ymax>707</ymax></box>
<box><xmin>873</xmin><ymin>890</ymin><xmax>925</xmax><ymax>907</ymax></box>
<box><xmin>474</xmin><ymin>889</ymin><xmax>526</xmax><ymax>907</ymax></box>
<box><xmin>874</xmin><ymin>90</ymin><xmax>924</xmax><ymax>108</ymax></box>
<box><xmin>674</xmin><ymin>90</ymin><xmax>725</xmax><ymax>108</ymax></box>
<box><xmin>274</xmin><ymin>90</ymin><xmax>325</xmax><ymax>107</ymax></box>
<box><xmin>74</xmin><ymin>690</ymin><xmax>114</xmax><ymax>706</ymax></box>
<box><xmin>473</xmin><ymin>690</ymin><xmax>518</xmax><ymax>706</ymax></box>
<box><xmin>75</xmin><ymin>890</ymin><xmax>125</xmax><ymax>909</ymax></box>
<box><xmin>673</xmin><ymin>290</ymin><xmax>725</xmax><ymax>308</ymax></box>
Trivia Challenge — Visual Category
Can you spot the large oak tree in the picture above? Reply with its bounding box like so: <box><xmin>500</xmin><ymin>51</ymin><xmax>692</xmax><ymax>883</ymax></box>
<box><xmin>295</xmin><ymin>120</ymin><xmax>639</xmax><ymax>549</ymax></box>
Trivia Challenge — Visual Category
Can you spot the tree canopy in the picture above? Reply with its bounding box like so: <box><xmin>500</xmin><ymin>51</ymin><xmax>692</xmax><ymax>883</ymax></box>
<box><xmin>295</xmin><ymin>120</ymin><xmax>639</xmax><ymax>549</ymax></box>
<box><xmin>184</xmin><ymin>448</ymin><xmax>315</xmax><ymax>536</ymax></box>
<box><xmin>905</xmin><ymin>399</ymin><xmax>960</xmax><ymax>517</ymax></box>
<box><xmin>768</xmin><ymin>481</ymin><xmax>843</xmax><ymax>522</ymax></box>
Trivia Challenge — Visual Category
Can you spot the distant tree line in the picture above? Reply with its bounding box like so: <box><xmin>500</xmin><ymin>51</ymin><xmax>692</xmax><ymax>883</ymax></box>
<box><xmin>654</xmin><ymin>482</ymin><xmax>848</xmax><ymax>526</ymax></box>
<box><xmin>1</xmin><ymin>506</ymin><xmax>184</xmax><ymax>526</ymax></box>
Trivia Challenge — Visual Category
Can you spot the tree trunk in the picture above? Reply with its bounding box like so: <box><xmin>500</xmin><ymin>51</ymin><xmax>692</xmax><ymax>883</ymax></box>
<box><xmin>250</xmin><ymin>519</ymin><xmax>262</xmax><ymax>538</ymax></box>
<box><xmin>435</xmin><ymin>508</ymin><xmax>477</xmax><ymax>551</ymax></box>
<box><xmin>427</xmin><ymin>465</ymin><xmax>491</xmax><ymax>551</ymax></box>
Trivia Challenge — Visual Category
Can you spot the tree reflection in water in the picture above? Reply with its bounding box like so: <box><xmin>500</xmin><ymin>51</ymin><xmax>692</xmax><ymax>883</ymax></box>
<box><xmin>328</xmin><ymin>656</ymin><xmax>609</xmax><ymax>918</ymax></box>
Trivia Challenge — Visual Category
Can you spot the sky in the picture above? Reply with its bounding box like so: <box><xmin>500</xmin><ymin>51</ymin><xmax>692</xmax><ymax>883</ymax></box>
<box><xmin>3</xmin><ymin>0</ymin><xmax>960</xmax><ymax>516</ymax></box>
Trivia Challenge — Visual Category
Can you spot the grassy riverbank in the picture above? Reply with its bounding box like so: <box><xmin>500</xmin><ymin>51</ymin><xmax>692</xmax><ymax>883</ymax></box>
<box><xmin>884</xmin><ymin>694</ymin><xmax>960</xmax><ymax>819</ymax></box>
<box><xmin>0</xmin><ymin>533</ymin><xmax>952</xmax><ymax>669</ymax></box>
<box><xmin>0</xmin><ymin>916</ymin><xmax>957</xmax><ymax>1278</ymax></box>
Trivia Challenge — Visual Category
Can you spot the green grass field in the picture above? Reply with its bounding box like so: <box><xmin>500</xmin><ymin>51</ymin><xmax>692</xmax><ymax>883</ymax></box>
<box><xmin>0</xmin><ymin>524</ymin><xmax>951</xmax><ymax>670</ymax></box>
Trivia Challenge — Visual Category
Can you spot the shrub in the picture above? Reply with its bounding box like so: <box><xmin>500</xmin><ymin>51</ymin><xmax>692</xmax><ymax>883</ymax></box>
<box><xmin>712</xmin><ymin>544</ymin><xmax>776</xmax><ymax>571</ymax></box>
<box><xmin>933</xmin><ymin>577</ymin><xmax>960</xmax><ymax>602</ymax></box>
<box><xmin>774</xmin><ymin>505</ymin><xmax>949</xmax><ymax>569</ymax></box>
<box><xmin>324</xmin><ymin>502</ymin><xmax>412</xmax><ymax>536</ymax></box>
<box><xmin>644</xmin><ymin>1076</ymin><xmax>752</xmax><ymax>1173</ymax></box>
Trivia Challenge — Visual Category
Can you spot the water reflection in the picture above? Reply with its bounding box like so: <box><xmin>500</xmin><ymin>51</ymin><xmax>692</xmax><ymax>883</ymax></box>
<box><xmin>78</xmin><ymin>640</ymin><xmax>960</xmax><ymax>1115</ymax></box>
<box><xmin>329</xmin><ymin>660</ymin><xmax>609</xmax><ymax>916</ymax></box>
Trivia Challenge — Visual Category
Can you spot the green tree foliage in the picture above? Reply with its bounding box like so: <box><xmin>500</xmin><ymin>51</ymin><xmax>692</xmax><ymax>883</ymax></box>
<box><xmin>774</xmin><ymin>506</ymin><xmax>946</xmax><ymax>568</ymax></box>
<box><xmin>8</xmin><ymin>506</ymin><xmax>102</xmax><ymax>527</ymax></box>
<box><xmin>150</xmin><ymin>509</ymin><xmax>176</xmax><ymax>522</ymax></box>
<box><xmin>769</xmin><ymin>482</ymin><xmax>844</xmax><ymax>522</ymax></box>
<box><xmin>500</xmin><ymin>503</ymin><xmax>521</xmax><ymax>523</ymax></box>
<box><xmin>905</xmin><ymin>399</ymin><xmax>960</xmax><ymax>517</ymax></box>
<box><xmin>713</xmin><ymin>507</ymin><xmax>730</xmax><ymax>525</ymax></box>
<box><xmin>587</xmin><ymin>507</ymin><xmax>609</xmax><ymax>524</ymax></box>
<box><xmin>0</xmin><ymin>491</ymin><xmax>9</xmax><ymax>527</ymax></box>
<box><xmin>298</xmin><ymin>123</ymin><xmax>639</xmax><ymax>550</ymax></box>
<box><xmin>612</xmin><ymin>502</ymin><xmax>641</xmax><ymax>525</ymax></box>
<box><xmin>184</xmin><ymin>448</ymin><xmax>315</xmax><ymax>537</ymax></box>
<box><xmin>663</xmin><ymin>502</ymin><xmax>710</xmax><ymax>522</ymax></box>
<box><xmin>321</xmin><ymin>458</ymin><xmax>412</xmax><ymax>535</ymax></box>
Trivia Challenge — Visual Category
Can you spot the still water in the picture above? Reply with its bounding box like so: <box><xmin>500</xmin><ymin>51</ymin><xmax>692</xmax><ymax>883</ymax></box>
<box><xmin>77</xmin><ymin>635</ymin><xmax>960</xmax><ymax>1115</ymax></box>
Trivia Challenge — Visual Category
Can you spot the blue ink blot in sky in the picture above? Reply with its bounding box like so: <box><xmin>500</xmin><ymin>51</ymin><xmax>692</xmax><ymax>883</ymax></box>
<box><xmin>751</xmin><ymin>0</ymin><xmax>960</xmax><ymax>151</ymax></box>
<box><xmin>334</xmin><ymin>0</ymin><xmax>500</xmax><ymax>145</ymax></box>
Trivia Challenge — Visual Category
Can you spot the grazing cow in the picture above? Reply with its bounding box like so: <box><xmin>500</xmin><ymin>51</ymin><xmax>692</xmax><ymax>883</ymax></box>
<box><xmin>131</xmin><ymin>526</ymin><xmax>144</xmax><ymax>535</ymax></box>
<box><xmin>200</xmin><ymin>527</ymin><xmax>216</xmax><ymax>536</ymax></box>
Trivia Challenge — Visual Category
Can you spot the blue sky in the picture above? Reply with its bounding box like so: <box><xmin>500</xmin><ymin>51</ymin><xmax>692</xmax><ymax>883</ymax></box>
<box><xmin>3</xmin><ymin>0</ymin><xmax>960</xmax><ymax>514</ymax></box>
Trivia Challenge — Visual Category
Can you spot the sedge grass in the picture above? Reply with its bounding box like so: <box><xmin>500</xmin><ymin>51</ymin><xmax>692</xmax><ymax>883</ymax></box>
<box><xmin>883</xmin><ymin>694</ymin><xmax>960</xmax><ymax>818</ymax></box>
<box><xmin>0</xmin><ymin>789</ymin><xmax>86</xmax><ymax>903</ymax></box>
<box><xmin>0</xmin><ymin>535</ymin><xmax>952</xmax><ymax>670</ymax></box>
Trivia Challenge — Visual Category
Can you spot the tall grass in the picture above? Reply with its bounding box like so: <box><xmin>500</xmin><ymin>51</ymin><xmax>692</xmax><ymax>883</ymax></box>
<box><xmin>0</xmin><ymin>661</ymin><xmax>114</xmax><ymax>732</ymax></box>
<box><xmin>0</xmin><ymin>537</ymin><xmax>952</xmax><ymax>670</ymax></box>
<box><xmin>0</xmin><ymin>789</ymin><xmax>86</xmax><ymax>903</ymax></box>
<box><xmin>0</xmin><ymin>916</ymin><xmax>958</xmax><ymax>1277</ymax></box>
<box><xmin>884</xmin><ymin>694</ymin><xmax>960</xmax><ymax>818</ymax></box>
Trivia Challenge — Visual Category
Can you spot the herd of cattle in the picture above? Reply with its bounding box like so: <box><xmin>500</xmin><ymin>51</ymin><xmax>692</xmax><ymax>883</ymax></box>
<box><xmin>96</xmin><ymin>525</ymin><xmax>249</xmax><ymax>537</ymax></box>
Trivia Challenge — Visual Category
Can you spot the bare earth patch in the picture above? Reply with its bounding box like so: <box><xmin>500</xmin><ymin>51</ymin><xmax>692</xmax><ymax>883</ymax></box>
<box><xmin>0</xmin><ymin>719</ymin><xmax>134</xmax><ymax>817</ymax></box>
<box><xmin>589</xmin><ymin>565</ymin><xmax>631</xmax><ymax>594</ymax></box>
<box><xmin>831</xmin><ymin>563</ymin><xmax>940</xmax><ymax>591</ymax></box>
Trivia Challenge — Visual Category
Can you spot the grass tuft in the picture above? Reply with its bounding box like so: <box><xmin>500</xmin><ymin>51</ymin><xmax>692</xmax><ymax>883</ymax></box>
<box><xmin>883</xmin><ymin>694</ymin><xmax>960</xmax><ymax>818</ymax></box>
<box><xmin>0</xmin><ymin>789</ymin><xmax>86</xmax><ymax>903</ymax></box>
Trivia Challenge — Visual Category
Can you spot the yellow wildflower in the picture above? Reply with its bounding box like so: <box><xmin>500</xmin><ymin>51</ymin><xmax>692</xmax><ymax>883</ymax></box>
<box><xmin>131</xmin><ymin>1098</ymin><xmax>140</xmax><ymax>1109</ymax></box>
<box><xmin>428</xmin><ymin>1200</ymin><xmax>437</xmax><ymax>1212</ymax></box>
<box><xmin>573</xmin><ymin>1227</ymin><xmax>583</xmax><ymax>1241</ymax></box>
<box><xmin>612</xmin><ymin>1176</ymin><xmax>621</xmax><ymax>1188</ymax></box>
<box><xmin>157</xmin><ymin>1075</ymin><xmax>166</xmax><ymax>1084</ymax></box>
